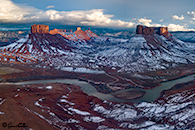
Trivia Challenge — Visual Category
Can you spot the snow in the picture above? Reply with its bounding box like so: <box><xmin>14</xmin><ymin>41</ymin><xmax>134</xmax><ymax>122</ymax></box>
<box><xmin>61</xmin><ymin>95</ymin><xmax>68</xmax><ymax>98</ymax></box>
<box><xmin>0</xmin><ymin>98</ymin><xmax>5</xmax><ymax>105</ymax></box>
<box><xmin>49</xmin><ymin>111</ymin><xmax>55</xmax><ymax>116</ymax></box>
<box><xmin>35</xmin><ymin>98</ymin><xmax>51</xmax><ymax>109</ymax></box>
<box><xmin>68</xmin><ymin>107</ymin><xmax>90</xmax><ymax>116</ymax></box>
<box><xmin>0</xmin><ymin>32</ymin><xmax>193</xmax><ymax>129</ymax></box>
<box><xmin>140</xmin><ymin>124</ymin><xmax>174</xmax><ymax>130</ymax></box>
<box><xmin>0</xmin><ymin>32</ymin><xmax>194</xmax><ymax>73</ymax></box>
<box><xmin>46</xmin><ymin>86</ymin><xmax>52</xmax><ymax>89</ymax></box>
<box><xmin>84</xmin><ymin>116</ymin><xmax>105</xmax><ymax>123</ymax></box>
<box><xmin>66</xmin><ymin>118</ymin><xmax>80</xmax><ymax>123</ymax></box>
<box><xmin>93</xmin><ymin>104</ymin><xmax>137</xmax><ymax>121</ymax></box>
<box><xmin>17</xmin><ymin>38</ymin><xmax>28</xmax><ymax>43</ymax></box>
<box><xmin>130</xmin><ymin>36</ymin><xmax>146</xmax><ymax>42</ymax></box>
<box><xmin>0</xmin><ymin>98</ymin><xmax>5</xmax><ymax>115</ymax></box>
<box><xmin>28</xmin><ymin>44</ymin><xmax>33</xmax><ymax>53</ymax></box>
<box><xmin>120</xmin><ymin>121</ymin><xmax>156</xmax><ymax>129</ymax></box>
<box><xmin>171</xmin><ymin>108</ymin><xmax>195</xmax><ymax>121</ymax></box>
<box><xmin>0</xmin><ymin>112</ymin><xmax>5</xmax><ymax>115</ymax></box>
<box><xmin>60</xmin><ymin>67</ymin><xmax>105</xmax><ymax>74</ymax></box>
<box><xmin>90</xmin><ymin>88</ymin><xmax>194</xmax><ymax>129</ymax></box>
<box><xmin>59</xmin><ymin>99</ymin><xmax>75</xmax><ymax>106</ymax></box>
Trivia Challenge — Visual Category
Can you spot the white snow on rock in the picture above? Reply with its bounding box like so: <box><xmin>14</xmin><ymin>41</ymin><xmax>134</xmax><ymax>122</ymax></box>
<box><xmin>93</xmin><ymin>104</ymin><xmax>137</xmax><ymax>121</ymax></box>
<box><xmin>84</xmin><ymin>116</ymin><xmax>105</xmax><ymax>123</ymax></box>
<box><xmin>0</xmin><ymin>98</ymin><xmax>5</xmax><ymax>105</ymax></box>
<box><xmin>60</xmin><ymin>67</ymin><xmax>105</xmax><ymax>74</ymax></box>
<box><xmin>68</xmin><ymin>108</ymin><xmax>90</xmax><ymax>116</ymax></box>
<box><xmin>0</xmin><ymin>32</ymin><xmax>195</xmax><ymax>73</ymax></box>
<box><xmin>59</xmin><ymin>99</ymin><xmax>75</xmax><ymax>106</ymax></box>
<box><xmin>46</xmin><ymin>86</ymin><xmax>52</xmax><ymax>89</ymax></box>
<box><xmin>0</xmin><ymin>112</ymin><xmax>5</xmax><ymax>115</ymax></box>
<box><xmin>91</xmin><ymin>88</ymin><xmax>194</xmax><ymax>129</ymax></box>
<box><xmin>0</xmin><ymin>98</ymin><xmax>5</xmax><ymax>114</ymax></box>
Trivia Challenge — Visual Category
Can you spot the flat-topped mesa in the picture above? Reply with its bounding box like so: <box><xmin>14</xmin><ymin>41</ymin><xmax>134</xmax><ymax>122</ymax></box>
<box><xmin>31</xmin><ymin>24</ymin><xmax>49</xmax><ymax>34</ymax></box>
<box><xmin>136</xmin><ymin>25</ymin><xmax>169</xmax><ymax>35</ymax></box>
<box><xmin>49</xmin><ymin>26</ymin><xmax>98</xmax><ymax>41</ymax></box>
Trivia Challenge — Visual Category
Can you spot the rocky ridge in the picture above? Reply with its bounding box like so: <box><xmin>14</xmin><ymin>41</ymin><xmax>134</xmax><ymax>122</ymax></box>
<box><xmin>49</xmin><ymin>27</ymin><xmax>98</xmax><ymax>41</ymax></box>
<box><xmin>0</xmin><ymin>24</ymin><xmax>194</xmax><ymax>73</ymax></box>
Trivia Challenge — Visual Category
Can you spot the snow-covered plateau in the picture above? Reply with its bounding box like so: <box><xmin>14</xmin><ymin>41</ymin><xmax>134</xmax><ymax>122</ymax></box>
<box><xmin>0</xmin><ymin>31</ymin><xmax>194</xmax><ymax>73</ymax></box>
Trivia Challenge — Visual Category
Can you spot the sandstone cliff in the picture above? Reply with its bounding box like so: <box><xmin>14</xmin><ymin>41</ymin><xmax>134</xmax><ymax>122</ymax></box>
<box><xmin>136</xmin><ymin>25</ymin><xmax>169</xmax><ymax>36</ymax></box>
<box><xmin>74</xmin><ymin>27</ymin><xmax>91</xmax><ymax>40</ymax></box>
<box><xmin>31</xmin><ymin>24</ymin><xmax>49</xmax><ymax>34</ymax></box>
<box><xmin>49</xmin><ymin>27</ymin><xmax>98</xmax><ymax>41</ymax></box>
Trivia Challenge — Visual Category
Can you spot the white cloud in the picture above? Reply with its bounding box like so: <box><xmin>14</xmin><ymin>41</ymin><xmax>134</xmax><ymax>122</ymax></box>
<box><xmin>137</xmin><ymin>18</ymin><xmax>152</xmax><ymax>26</ymax></box>
<box><xmin>46</xmin><ymin>5</ymin><xmax>54</xmax><ymax>9</ymax></box>
<box><xmin>0</xmin><ymin>0</ymin><xmax>37</xmax><ymax>22</ymax></box>
<box><xmin>136</xmin><ymin>17</ymin><xmax>194</xmax><ymax>31</ymax></box>
<box><xmin>159</xmin><ymin>19</ymin><xmax>163</xmax><ymax>22</ymax></box>
<box><xmin>1</xmin><ymin>0</ymin><xmax>195</xmax><ymax>31</ymax></box>
<box><xmin>42</xmin><ymin>9</ymin><xmax>135</xmax><ymax>27</ymax></box>
<box><xmin>0</xmin><ymin>0</ymin><xmax>135</xmax><ymax>28</ymax></box>
<box><xmin>136</xmin><ymin>18</ymin><xmax>163</xmax><ymax>27</ymax></box>
<box><xmin>168</xmin><ymin>24</ymin><xmax>195</xmax><ymax>31</ymax></box>
<box><xmin>171</xmin><ymin>15</ymin><xmax>184</xmax><ymax>20</ymax></box>
<box><xmin>187</xmin><ymin>11</ymin><xmax>195</xmax><ymax>20</ymax></box>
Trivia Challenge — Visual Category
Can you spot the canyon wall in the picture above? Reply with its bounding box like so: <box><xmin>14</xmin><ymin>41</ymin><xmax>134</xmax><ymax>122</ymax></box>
<box><xmin>136</xmin><ymin>25</ymin><xmax>168</xmax><ymax>35</ymax></box>
<box><xmin>31</xmin><ymin>24</ymin><xmax>49</xmax><ymax>34</ymax></box>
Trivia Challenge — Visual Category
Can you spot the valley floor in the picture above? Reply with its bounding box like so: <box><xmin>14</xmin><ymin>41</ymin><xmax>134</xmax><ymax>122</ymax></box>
<box><xmin>0</xmin><ymin>63</ymin><xmax>194</xmax><ymax>129</ymax></box>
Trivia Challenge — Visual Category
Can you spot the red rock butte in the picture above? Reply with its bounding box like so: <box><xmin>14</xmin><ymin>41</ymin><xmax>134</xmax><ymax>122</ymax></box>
<box><xmin>136</xmin><ymin>25</ymin><xmax>168</xmax><ymax>35</ymax></box>
<box><xmin>49</xmin><ymin>26</ymin><xmax>98</xmax><ymax>41</ymax></box>
<box><xmin>31</xmin><ymin>24</ymin><xmax>49</xmax><ymax>34</ymax></box>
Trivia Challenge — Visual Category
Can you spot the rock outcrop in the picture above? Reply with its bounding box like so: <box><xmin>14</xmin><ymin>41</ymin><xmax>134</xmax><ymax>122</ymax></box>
<box><xmin>31</xmin><ymin>24</ymin><xmax>49</xmax><ymax>34</ymax></box>
<box><xmin>74</xmin><ymin>27</ymin><xmax>91</xmax><ymax>40</ymax></box>
<box><xmin>136</xmin><ymin>25</ymin><xmax>169</xmax><ymax>35</ymax></box>
<box><xmin>49</xmin><ymin>27</ymin><xmax>98</xmax><ymax>41</ymax></box>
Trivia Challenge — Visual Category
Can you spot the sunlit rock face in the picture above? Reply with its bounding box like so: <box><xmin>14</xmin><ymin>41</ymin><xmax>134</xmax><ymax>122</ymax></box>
<box><xmin>31</xmin><ymin>24</ymin><xmax>49</xmax><ymax>34</ymax></box>
<box><xmin>136</xmin><ymin>25</ymin><xmax>169</xmax><ymax>36</ymax></box>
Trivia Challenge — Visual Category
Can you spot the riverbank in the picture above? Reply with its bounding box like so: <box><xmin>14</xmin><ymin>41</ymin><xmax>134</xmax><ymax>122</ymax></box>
<box><xmin>0</xmin><ymin>63</ymin><xmax>194</xmax><ymax>103</ymax></box>
<box><xmin>112</xmin><ymin>90</ymin><xmax>146</xmax><ymax>100</ymax></box>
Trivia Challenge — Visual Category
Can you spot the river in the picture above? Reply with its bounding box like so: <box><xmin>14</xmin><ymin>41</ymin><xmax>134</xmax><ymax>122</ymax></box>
<box><xmin>13</xmin><ymin>74</ymin><xmax>195</xmax><ymax>103</ymax></box>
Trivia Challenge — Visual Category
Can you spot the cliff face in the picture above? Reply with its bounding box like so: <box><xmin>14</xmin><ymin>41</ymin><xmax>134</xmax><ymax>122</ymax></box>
<box><xmin>74</xmin><ymin>27</ymin><xmax>91</xmax><ymax>40</ymax></box>
<box><xmin>31</xmin><ymin>24</ymin><xmax>49</xmax><ymax>34</ymax></box>
<box><xmin>136</xmin><ymin>25</ymin><xmax>169</xmax><ymax>36</ymax></box>
<box><xmin>49</xmin><ymin>27</ymin><xmax>98</xmax><ymax>41</ymax></box>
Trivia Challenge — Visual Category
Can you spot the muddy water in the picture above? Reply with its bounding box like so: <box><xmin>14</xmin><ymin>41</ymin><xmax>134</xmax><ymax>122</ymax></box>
<box><xmin>15</xmin><ymin>74</ymin><xmax>195</xmax><ymax>103</ymax></box>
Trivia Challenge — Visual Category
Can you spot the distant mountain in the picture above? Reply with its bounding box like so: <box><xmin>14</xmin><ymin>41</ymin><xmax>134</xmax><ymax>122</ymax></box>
<box><xmin>171</xmin><ymin>31</ymin><xmax>195</xmax><ymax>43</ymax></box>
<box><xmin>0</xmin><ymin>25</ymin><xmax>194</xmax><ymax>73</ymax></box>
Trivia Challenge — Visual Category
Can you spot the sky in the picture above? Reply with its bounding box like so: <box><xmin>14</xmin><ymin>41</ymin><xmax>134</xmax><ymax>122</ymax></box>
<box><xmin>1</xmin><ymin>0</ymin><xmax>195</xmax><ymax>31</ymax></box>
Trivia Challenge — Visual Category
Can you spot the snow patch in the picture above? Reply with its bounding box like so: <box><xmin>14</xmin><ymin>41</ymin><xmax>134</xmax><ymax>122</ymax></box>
<box><xmin>68</xmin><ymin>108</ymin><xmax>90</xmax><ymax>116</ymax></box>
<box><xmin>46</xmin><ymin>86</ymin><xmax>52</xmax><ymax>89</ymax></box>
<box><xmin>84</xmin><ymin>116</ymin><xmax>105</xmax><ymax>123</ymax></box>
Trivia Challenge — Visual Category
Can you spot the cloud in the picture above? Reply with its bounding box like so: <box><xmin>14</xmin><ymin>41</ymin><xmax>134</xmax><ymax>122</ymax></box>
<box><xmin>171</xmin><ymin>15</ymin><xmax>184</xmax><ymax>20</ymax></box>
<box><xmin>137</xmin><ymin>18</ymin><xmax>152</xmax><ymax>26</ymax></box>
<box><xmin>187</xmin><ymin>11</ymin><xmax>195</xmax><ymax>20</ymax></box>
<box><xmin>43</xmin><ymin>9</ymin><xmax>135</xmax><ymax>27</ymax></box>
<box><xmin>159</xmin><ymin>19</ymin><xmax>163</xmax><ymax>22</ymax></box>
<box><xmin>46</xmin><ymin>5</ymin><xmax>54</xmax><ymax>9</ymax></box>
<box><xmin>136</xmin><ymin>17</ymin><xmax>194</xmax><ymax>31</ymax></box>
<box><xmin>0</xmin><ymin>0</ymin><xmax>38</xmax><ymax>22</ymax></box>
<box><xmin>168</xmin><ymin>24</ymin><xmax>195</xmax><ymax>31</ymax></box>
<box><xmin>0</xmin><ymin>0</ymin><xmax>135</xmax><ymax>28</ymax></box>
<box><xmin>1</xmin><ymin>0</ymin><xmax>195</xmax><ymax>31</ymax></box>
<box><xmin>136</xmin><ymin>18</ymin><xmax>162</xmax><ymax>27</ymax></box>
